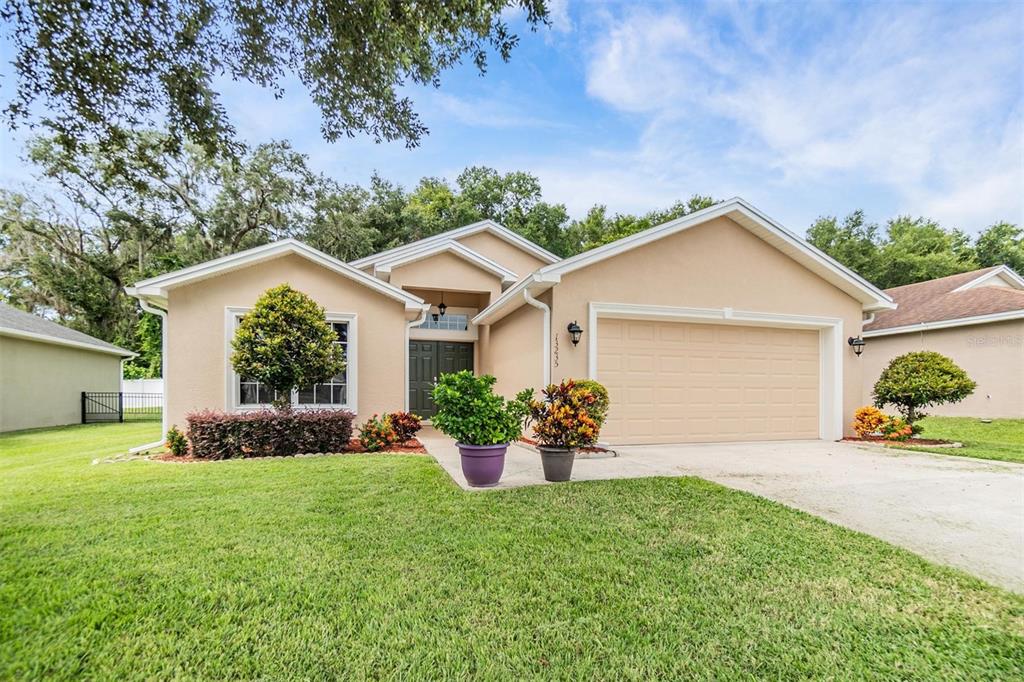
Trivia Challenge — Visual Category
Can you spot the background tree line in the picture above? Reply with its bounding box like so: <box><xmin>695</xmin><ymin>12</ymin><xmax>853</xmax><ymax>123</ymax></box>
<box><xmin>2</xmin><ymin>132</ymin><xmax>1021</xmax><ymax>377</ymax></box>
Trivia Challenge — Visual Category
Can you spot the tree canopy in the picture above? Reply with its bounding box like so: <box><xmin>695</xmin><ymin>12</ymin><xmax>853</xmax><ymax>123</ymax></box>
<box><xmin>1</xmin><ymin>0</ymin><xmax>548</xmax><ymax>157</ymax></box>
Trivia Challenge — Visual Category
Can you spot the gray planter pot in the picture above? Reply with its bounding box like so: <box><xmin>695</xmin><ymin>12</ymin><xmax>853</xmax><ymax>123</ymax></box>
<box><xmin>538</xmin><ymin>446</ymin><xmax>576</xmax><ymax>482</ymax></box>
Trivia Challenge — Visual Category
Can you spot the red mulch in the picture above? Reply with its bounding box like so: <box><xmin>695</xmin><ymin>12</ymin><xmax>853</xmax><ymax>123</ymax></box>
<box><xmin>518</xmin><ymin>437</ymin><xmax>611</xmax><ymax>454</ymax></box>
<box><xmin>842</xmin><ymin>436</ymin><xmax>955</xmax><ymax>446</ymax></box>
<box><xmin>152</xmin><ymin>438</ymin><xmax>427</xmax><ymax>462</ymax></box>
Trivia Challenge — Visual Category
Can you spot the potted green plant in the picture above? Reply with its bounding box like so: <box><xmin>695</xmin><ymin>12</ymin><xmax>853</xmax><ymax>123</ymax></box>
<box><xmin>525</xmin><ymin>379</ymin><xmax>604</xmax><ymax>482</ymax></box>
<box><xmin>431</xmin><ymin>371</ymin><xmax>530</xmax><ymax>487</ymax></box>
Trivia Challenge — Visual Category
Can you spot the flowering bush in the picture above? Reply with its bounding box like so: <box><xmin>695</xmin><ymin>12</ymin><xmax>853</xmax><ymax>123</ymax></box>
<box><xmin>525</xmin><ymin>379</ymin><xmax>601</xmax><ymax>449</ymax></box>
<box><xmin>389</xmin><ymin>411</ymin><xmax>423</xmax><ymax>443</ymax></box>
<box><xmin>359</xmin><ymin>414</ymin><xmax>397</xmax><ymax>452</ymax></box>
<box><xmin>880</xmin><ymin>416</ymin><xmax>914</xmax><ymax>442</ymax></box>
<box><xmin>852</xmin><ymin>406</ymin><xmax>887</xmax><ymax>438</ymax></box>
<box><xmin>186</xmin><ymin>409</ymin><xmax>354</xmax><ymax>459</ymax></box>
<box><xmin>166</xmin><ymin>425</ymin><xmax>189</xmax><ymax>456</ymax></box>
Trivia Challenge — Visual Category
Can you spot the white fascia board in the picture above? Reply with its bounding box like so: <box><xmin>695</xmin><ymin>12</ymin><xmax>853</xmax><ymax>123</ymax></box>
<box><xmin>862</xmin><ymin>309</ymin><xmax>1024</xmax><ymax>337</ymax></box>
<box><xmin>538</xmin><ymin>198</ymin><xmax>894</xmax><ymax>311</ymax></box>
<box><xmin>351</xmin><ymin>220</ymin><xmax>560</xmax><ymax>269</ymax></box>
<box><xmin>129</xmin><ymin>239</ymin><xmax>426</xmax><ymax>311</ymax></box>
<box><xmin>0</xmin><ymin>327</ymin><xmax>137</xmax><ymax>357</ymax></box>
<box><xmin>950</xmin><ymin>265</ymin><xmax>1024</xmax><ymax>292</ymax></box>
<box><xmin>471</xmin><ymin>271</ymin><xmax>560</xmax><ymax>325</ymax></box>
<box><xmin>374</xmin><ymin>241</ymin><xmax>519</xmax><ymax>283</ymax></box>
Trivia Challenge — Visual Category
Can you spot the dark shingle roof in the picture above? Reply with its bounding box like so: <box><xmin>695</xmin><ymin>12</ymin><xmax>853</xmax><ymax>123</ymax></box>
<box><xmin>865</xmin><ymin>267</ymin><xmax>1024</xmax><ymax>332</ymax></box>
<box><xmin>0</xmin><ymin>303</ymin><xmax>134</xmax><ymax>356</ymax></box>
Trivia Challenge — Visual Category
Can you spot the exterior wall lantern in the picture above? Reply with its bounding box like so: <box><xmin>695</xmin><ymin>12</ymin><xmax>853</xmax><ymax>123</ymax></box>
<box><xmin>567</xmin><ymin>321</ymin><xmax>583</xmax><ymax>346</ymax></box>
<box><xmin>848</xmin><ymin>336</ymin><xmax>865</xmax><ymax>356</ymax></box>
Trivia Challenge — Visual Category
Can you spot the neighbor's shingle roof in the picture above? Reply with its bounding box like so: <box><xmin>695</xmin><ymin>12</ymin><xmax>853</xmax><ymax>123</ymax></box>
<box><xmin>0</xmin><ymin>302</ymin><xmax>133</xmax><ymax>355</ymax></box>
<box><xmin>864</xmin><ymin>267</ymin><xmax>1024</xmax><ymax>332</ymax></box>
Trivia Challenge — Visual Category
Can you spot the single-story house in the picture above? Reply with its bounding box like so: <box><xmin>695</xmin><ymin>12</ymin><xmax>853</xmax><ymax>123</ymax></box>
<box><xmin>862</xmin><ymin>266</ymin><xmax>1024</xmax><ymax>418</ymax></box>
<box><xmin>0</xmin><ymin>303</ymin><xmax>135</xmax><ymax>432</ymax></box>
<box><xmin>127</xmin><ymin>197</ymin><xmax>895</xmax><ymax>445</ymax></box>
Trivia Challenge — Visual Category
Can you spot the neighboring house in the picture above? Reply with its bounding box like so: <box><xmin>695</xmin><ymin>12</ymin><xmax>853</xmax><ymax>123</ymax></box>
<box><xmin>862</xmin><ymin>266</ymin><xmax>1024</xmax><ymax>418</ymax></box>
<box><xmin>0</xmin><ymin>303</ymin><xmax>135</xmax><ymax>432</ymax></box>
<box><xmin>127</xmin><ymin>198</ymin><xmax>895</xmax><ymax>445</ymax></box>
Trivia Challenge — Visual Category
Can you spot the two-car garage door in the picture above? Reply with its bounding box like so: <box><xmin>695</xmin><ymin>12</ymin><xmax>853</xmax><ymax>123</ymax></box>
<box><xmin>597</xmin><ymin>319</ymin><xmax>820</xmax><ymax>444</ymax></box>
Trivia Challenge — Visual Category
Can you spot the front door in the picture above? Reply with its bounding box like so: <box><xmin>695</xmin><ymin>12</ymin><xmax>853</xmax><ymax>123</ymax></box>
<box><xmin>409</xmin><ymin>341</ymin><xmax>473</xmax><ymax>418</ymax></box>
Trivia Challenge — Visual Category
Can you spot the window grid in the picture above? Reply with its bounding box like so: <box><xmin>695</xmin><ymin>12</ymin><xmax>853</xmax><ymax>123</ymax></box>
<box><xmin>419</xmin><ymin>313</ymin><xmax>469</xmax><ymax>331</ymax></box>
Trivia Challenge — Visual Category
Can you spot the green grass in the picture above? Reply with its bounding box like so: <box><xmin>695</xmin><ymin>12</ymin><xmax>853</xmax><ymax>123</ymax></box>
<box><xmin>1</xmin><ymin>423</ymin><xmax>1022</xmax><ymax>679</ymax></box>
<box><xmin>901</xmin><ymin>416</ymin><xmax>1024</xmax><ymax>464</ymax></box>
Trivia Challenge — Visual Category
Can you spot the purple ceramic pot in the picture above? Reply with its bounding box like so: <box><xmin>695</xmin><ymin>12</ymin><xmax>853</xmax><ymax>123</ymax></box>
<box><xmin>457</xmin><ymin>443</ymin><xmax>508</xmax><ymax>487</ymax></box>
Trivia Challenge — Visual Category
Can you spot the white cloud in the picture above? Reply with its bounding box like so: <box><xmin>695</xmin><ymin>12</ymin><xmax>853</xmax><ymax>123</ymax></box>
<box><xmin>428</xmin><ymin>92</ymin><xmax>568</xmax><ymax>130</ymax></box>
<box><xmin>576</xmin><ymin>2</ymin><xmax>1024</xmax><ymax>230</ymax></box>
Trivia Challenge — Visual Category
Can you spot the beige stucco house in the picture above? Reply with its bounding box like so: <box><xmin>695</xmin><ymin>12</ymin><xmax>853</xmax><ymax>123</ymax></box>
<box><xmin>0</xmin><ymin>303</ymin><xmax>135</xmax><ymax>432</ymax></box>
<box><xmin>862</xmin><ymin>266</ymin><xmax>1024</xmax><ymax>418</ymax></box>
<box><xmin>127</xmin><ymin>197</ymin><xmax>895</xmax><ymax>445</ymax></box>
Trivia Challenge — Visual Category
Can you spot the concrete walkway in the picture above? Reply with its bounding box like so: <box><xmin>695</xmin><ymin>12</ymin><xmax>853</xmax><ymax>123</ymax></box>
<box><xmin>419</xmin><ymin>428</ymin><xmax>1024</xmax><ymax>592</ymax></box>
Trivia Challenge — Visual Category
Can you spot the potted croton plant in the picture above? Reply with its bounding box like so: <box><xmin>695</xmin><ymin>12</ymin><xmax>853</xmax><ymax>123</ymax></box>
<box><xmin>431</xmin><ymin>371</ymin><xmax>530</xmax><ymax>487</ymax></box>
<box><xmin>525</xmin><ymin>379</ymin><xmax>606</xmax><ymax>482</ymax></box>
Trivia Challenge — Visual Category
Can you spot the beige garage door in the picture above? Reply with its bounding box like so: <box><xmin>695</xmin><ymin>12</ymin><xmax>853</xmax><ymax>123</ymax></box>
<box><xmin>597</xmin><ymin>319</ymin><xmax>820</xmax><ymax>444</ymax></box>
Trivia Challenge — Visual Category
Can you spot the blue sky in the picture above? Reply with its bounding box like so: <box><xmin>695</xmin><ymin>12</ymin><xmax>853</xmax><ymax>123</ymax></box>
<box><xmin>1</xmin><ymin>0</ymin><xmax>1022</xmax><ymax>234</ymax></box>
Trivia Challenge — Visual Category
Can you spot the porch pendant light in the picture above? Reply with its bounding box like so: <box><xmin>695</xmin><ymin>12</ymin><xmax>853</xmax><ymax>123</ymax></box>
<box><xmin>567</xmin><ymin>321</ymin><xmax>583</xmax><ymax>346</ymax></box>
<box><xmin>438</xmin><ymin>293</ymin><xmax>447</xmax><ymax>317</ymax></box>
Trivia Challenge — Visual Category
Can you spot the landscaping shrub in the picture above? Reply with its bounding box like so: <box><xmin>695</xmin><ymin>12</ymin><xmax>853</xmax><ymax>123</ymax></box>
<box><xmin>571</xmin><ymin>378</ymin><xmax>609</xmax><ymax>428</ymax></box>
<box><xmin>873</xmin><ymin>351</ymin><xmax>976</xmax><ymax>424</ymax></box>
<box><xmin>431</xmin><ymin>371</ymin><xmax>531</xmax><ymax>445</ymax></box>
<box><xmin>186</xmin><ymin>409</ymin><xmax>354</xmax><ymax>459</ymax></box>
<box><xmin>389</xmin><ymin>411</ymin><xmax>423</xmax><ymax>443</ymax></box>
<box><xmin>526</xmin><ymin>379</ymin><xmax>601</xmax><ymax>448</ymax></box>
<box><xmin>879</xmin><ymin>416</ymin><xmax>914</xmax><ymax>442</ymax></box>
<box><xmin>165</xmin><ymin>425</ymin><xmax>189</xmax><ymax>456</ymax></box>
<box><xmin>852</xmin><ymin>406</ymin><xmax>887</xmax><ymax>438</ymax></box>
<box><xmin>358</xmin><ymin>414</ymin><xmax>397</xmax><ymax>452</ymax></box>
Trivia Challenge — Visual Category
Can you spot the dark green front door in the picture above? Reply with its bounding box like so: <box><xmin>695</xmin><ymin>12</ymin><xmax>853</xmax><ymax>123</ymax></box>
<box><xmin>409</xmin><ymin>341</ymin><xmax>473</xmax><ymax>418</ymax></box>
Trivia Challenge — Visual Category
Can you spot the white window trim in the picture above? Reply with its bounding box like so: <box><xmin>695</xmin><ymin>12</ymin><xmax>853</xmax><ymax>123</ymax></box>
<box><xmin>586</xmin><ymin>302</ymin><xmax>844</xmax><ymax>442</ymax></box>
<box><xmin>409</xmin><ymin>306</ymin><xmax>479</xmax><ymax>341</ymax></box>
<box><xmin>224</xmin><ymin>306</ymin><xmax>358</xmax><ymax>413</ymax></box>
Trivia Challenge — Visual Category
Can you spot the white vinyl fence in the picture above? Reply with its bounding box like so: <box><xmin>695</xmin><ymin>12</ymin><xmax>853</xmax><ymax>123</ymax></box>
<box><xmin>121</xmin><ymin>378</ymin><xmax>164</xmax><ymax>395</ymax></box>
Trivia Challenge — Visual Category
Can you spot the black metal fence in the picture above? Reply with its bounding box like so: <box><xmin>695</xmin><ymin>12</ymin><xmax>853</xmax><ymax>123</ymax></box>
<box><xmin>81</xmin><ymin>392</ymin><xmax>163</xmax><ymax>424</ymax></box>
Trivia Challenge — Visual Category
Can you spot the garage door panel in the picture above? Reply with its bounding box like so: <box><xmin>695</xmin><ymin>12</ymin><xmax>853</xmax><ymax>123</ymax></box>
<box><xmin>598</xmin><ymin>320</ymin><xmax>819</xmax><ymax>444</ymax></box>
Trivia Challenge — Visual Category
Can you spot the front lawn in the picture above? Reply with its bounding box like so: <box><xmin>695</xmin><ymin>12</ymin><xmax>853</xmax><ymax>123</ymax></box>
<box><xmin>1</xmin><ymin>423</ymin><xmax>1021</xmax><ymax>679</ymax></box>
<box><xmin>907</xmin><ymin>416</ymin><xmax>1024</xmax><ymax>464</ymax></box>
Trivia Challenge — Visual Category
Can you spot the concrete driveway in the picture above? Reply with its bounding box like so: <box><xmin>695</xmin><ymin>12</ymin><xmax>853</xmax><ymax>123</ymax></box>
<box><xmin>422</xmin><ymin>431</ymin><xmax>1024</xmax><ymax>592</ymax></box>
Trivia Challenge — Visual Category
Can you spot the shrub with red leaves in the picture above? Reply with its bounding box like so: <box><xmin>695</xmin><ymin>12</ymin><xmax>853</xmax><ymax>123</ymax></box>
<box><xmin>186</xmin><ymin>409</ymin><xmax>354</xmax><ymax>459</ymax></box>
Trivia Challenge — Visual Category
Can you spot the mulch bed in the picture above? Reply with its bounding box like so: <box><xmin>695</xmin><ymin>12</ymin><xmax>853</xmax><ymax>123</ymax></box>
<box><xmin>518</xmin><ymin>437</ymin><xmax>614</xmax><ymax>454</ymax></box>
<box><xmin>842</xmin><ymin>436</ymin><xmax>959</xmax><ymax>447</ymax></box>
<box><xmin>152</xmin><ymin>438</ymin><xmax>427</xmax><ymax>462</ymax></box>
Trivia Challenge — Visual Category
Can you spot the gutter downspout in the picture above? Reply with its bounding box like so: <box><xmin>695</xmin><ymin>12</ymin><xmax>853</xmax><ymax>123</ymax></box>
<box><xmin>523</xmin><ymin>287</ymin><xmax>551</xmax><ymax>386</ymax></box>
<box><xmin>404</xmin><ymin>306</ymin><xmax>430</xmax><ymax>412</ymax></box>
<box><xmin>129</xmin><ymin>297</ymin><xmax>168</xmax><ymax>453</ymax></box>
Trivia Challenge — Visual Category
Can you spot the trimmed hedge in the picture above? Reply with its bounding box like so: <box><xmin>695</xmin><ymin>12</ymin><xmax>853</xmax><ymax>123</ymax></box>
<box><xmin>186</xmin><ymin>409</ymin><xmax>355</xmax><ymax>459</ymax></box>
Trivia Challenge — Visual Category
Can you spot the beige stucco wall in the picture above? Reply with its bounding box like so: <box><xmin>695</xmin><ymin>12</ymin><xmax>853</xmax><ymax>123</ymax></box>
<box><xmin>547</xmin><ymin>216</ymin><xmax>865</xmax><ymax>437</ymax></box>
<box><xmin>387</xmin><ymin>251</ymin><xmax>503</xmax><ymax>304</ymax></box>
<box><xmin>456</xmin><ymin>231</ymin><xmax>550</xmax><ymax>280</ymax></box>
<box><xmin>164</xmin><ymin>253</ymin><xmax>409</xmax><ymax>430</ymax></box>
<box><xmin>478</xmin><ymin>294</ymin><xmax>545</xmax><ymax>399</ymax></box>
<box><xmin>0</xmin><ymin>336</ymin><xmax>122</xmax><ymax>432</ymax></box>
<box><xmin>862</xmin><ymin>320</ymin><xmax>1024</xmax><ymax>418</ymax></box>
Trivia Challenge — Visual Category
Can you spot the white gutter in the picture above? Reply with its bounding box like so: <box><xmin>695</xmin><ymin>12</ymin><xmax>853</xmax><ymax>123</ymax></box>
<box><xmin>404</xmin><ymin>306</ymin><xmax>431</xmax><ymax>411</ymax></box>
<box><xmin>523</xmin><ymin>288</ymin><xmax>551</xmax><ymax>386</ymax></box>
<box><xmin>128</xmin><ymin>295</ymin><xmax>168</xmax><ymax>453</ymax></box>
<box><xmin>862</xmin><ymin>309</ymin><xmax>1024</xmax><ymax>338</ymax></box>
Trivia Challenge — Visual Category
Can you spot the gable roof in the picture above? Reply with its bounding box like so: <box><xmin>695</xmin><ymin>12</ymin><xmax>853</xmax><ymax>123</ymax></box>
<box><xmin>126</xmin><ymin>239</ymin><xmax>427</xmax><ymax>311</ymax></box>
<box><xmin>372</xmin><ymin>240</ymin><xmax>519</xmax><ymax>285</ymax></box>
<box><xmin>350</xmin><ymin>219</ymin><xmax>561</xmax><ymax>270</ymax></box>
<box><xmin>0</xmin><ymin>303</ymin><xmax>135</xmax><ymax>357</ymax></box>
<box><xmin>863</xmin><ymin>265</ymin><xmax>1024</xmax><ymax>336</ymax></box>
<box><xmin>473</xmin><ymin>197</ymin><xmax>895</xmax><ymax>325</ymax></box>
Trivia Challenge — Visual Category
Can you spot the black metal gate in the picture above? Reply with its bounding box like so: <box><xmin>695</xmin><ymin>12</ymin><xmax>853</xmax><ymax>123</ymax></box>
<box><xmin>81</xmin><ymin>392</ymin><xmax>163</xmax><ymax>423</ymax></box>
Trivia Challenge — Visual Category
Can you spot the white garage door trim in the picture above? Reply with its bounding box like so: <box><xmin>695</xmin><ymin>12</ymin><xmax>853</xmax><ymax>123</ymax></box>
<box><xmin>587</xmin><ymin>303</ymin><xmax>844</xmax><ymax>441</ymax></box>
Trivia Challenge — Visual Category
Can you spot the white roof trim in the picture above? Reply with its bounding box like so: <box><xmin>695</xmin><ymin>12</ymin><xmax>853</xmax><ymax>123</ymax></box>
<box><xmin>950</xmin><ymin>265</ymin><xmax>1024</xmax><ymax>293</ymax></box>
<box><xmin>0</xmin><ymin>326</ymin><xmax>137</xmax><ymax>357</ymax></box>
<box><xmin>474</xmin><ymin>197</ymin><xmax>894</xmax><ymax>325</ymax></box>
<box><xmin>863</xmin><ymin>309</ymin><xmax>1024</xmax><ymax>337</ymax></box>
<box><xmin>374</xmin><ymin>240</ymin><xmax>518</xmax><ymax>283</ymax></box>
<box><xmin>128</xmin><ymin>239</ymin><xmax>426</xmax><ymax>311</ymax></box>
<box><xmin>350</xmin><ymin>219</ymin><xmax>560</xmax><ymax>268</ymax></box>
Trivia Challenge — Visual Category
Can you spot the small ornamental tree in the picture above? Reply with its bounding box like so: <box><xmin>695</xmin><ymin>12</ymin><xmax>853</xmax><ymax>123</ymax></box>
<box><xmin>872</xmin><ymin>351</ymin><xmax>976</xmax><ymax>424</ymax></box>
<box><xmin>230</xmin><ymin>284</ymin><xmax>345</xmax><ymax>409</ymax></box>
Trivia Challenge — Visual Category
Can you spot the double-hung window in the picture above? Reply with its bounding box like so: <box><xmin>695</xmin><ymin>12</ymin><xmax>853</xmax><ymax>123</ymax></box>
<box><xmin>228</xmin><ymin>308</ymin><xmax>356</xmax><ymax>412</ymax></box>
